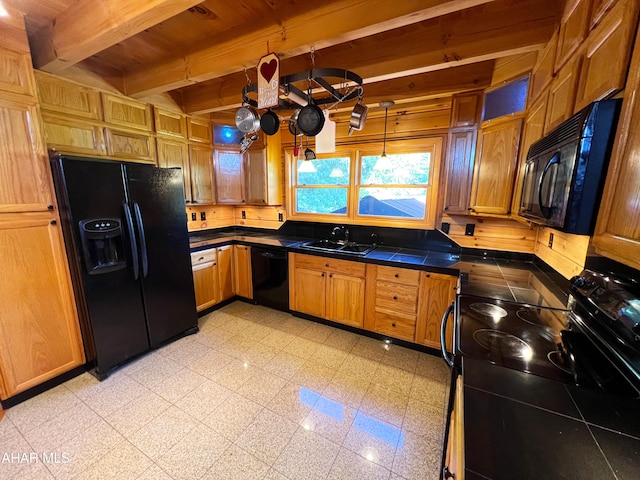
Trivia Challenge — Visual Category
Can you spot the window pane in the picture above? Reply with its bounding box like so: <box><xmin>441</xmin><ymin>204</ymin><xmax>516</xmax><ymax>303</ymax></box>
<box><xmin>297</xmin><ymin>188</ymin><xmax>348</xmax><ymax>214</ymax></box>
<box><xmin>297</xmin><ymin>157</ymin><xmax>350</xmax><ymax>186</ymax></box>
<box><xmin>360</xmin><ymin>153</ymin><xmax>430</xmax><ymax>185</ymax></box>
<box><xmin>358</xmin><ymin>187</ymin><xmax>427</xmax><ymax>218</ymax></box>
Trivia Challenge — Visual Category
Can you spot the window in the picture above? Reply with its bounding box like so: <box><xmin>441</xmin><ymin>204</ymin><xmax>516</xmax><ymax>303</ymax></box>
<box><xmin>288</xmin><ymin>138</ymin><xmax>442</xmax><ymax>228</ymax></box>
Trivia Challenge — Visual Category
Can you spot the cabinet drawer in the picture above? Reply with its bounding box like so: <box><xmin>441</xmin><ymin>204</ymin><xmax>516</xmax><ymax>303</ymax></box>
<box><xmin>376</xmin><ymin>266</ymin><xmax>420</xmax><ymax>285</ymax></box>
<box><xmin>375</xmin><ymin>281</ymin><xmax>419</xmax><ymax>314</ymax></box>
<box><xmin>191</xmin><ymin>249</ymin><xmax>216</xmax><ymax>266</ymax></box>
<box><xmin>373</xmin><ymin>310</ymin><xmax>416</xmax><ymax>342</ymax></box>
<box><xmin>294</xmin><ymin>253</ymin><xmax>366</xmax><ymax>277</ymax></box>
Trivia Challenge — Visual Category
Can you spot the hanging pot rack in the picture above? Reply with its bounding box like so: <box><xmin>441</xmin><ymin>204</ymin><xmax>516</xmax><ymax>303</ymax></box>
<box><xmin>241</xmin><ymin>68</ymin><xmax>364</xmax><ymax>110</ymax></box>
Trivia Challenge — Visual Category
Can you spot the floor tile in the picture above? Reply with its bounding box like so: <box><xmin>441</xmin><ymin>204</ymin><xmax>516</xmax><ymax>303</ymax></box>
<box><xmin>202</xmin><ymin>392</ymin><xmax>263</xmax><ymax>442</ymax></box>
<box><xmin>72</xmin><ymin>440</ymin><xmax>151</xmax><ymax>480</ymax></box>
<box><xmin>382</xmin><ymin>345</ymin><xmax>420</xmax><ymax>372</ymax></box>
<box><xmin>160</xmin><ymin>338</ymin><xmax>212</xmax><ymax>367</ymax></box>
<box><xmin>310</xmin><ymin>344</ymin><xmax>349</xmax><ymax>370</ymax></box>
<box><xmin>210</xmin><ymin>358</ymin><xmax>261</xmax><ymax>391</ymax></box>
<box><xmin>327</xmin><ymin>447</ymin><xmax>392</xmax><ymax>480</ymax></box>
<box><xmin>301</xmin><ymin>396</ymin><xmax>356</xmax><ymax>444</ymax></box>
<box><xmin>402</xmin><ymin>396</ymin><xmax>445</xmax><ymax>438</ymax></box>
<box><xmin>264</xmin><ymin>468</ymin><xmax>291</xmax><ymax>480</ymax></box>
<box><xmin>216</xmin><ymin>333</ymin><xmax>259</xmax><ymax>358</ymax></box>
<box><xmin>128</xmin><ymin>406</ymin><xmax>198</xmax><ymax>460</ymax></box>
<box><xmin>238</xmin><ymin>342</ymin><xmax>279</xmax><ymax>369</ymax></box>
<box><xmin>260</xmin><ymin>330</ymin><xmax>297</xmax><ymax>351</ymax></box>
<box><xmin>322</xmin><ymin>372</ymin><xmax>370</xmax><ymax>409</ymax></box>
<box><xmin>350</xmin><ymin>336</ymin><xmax>387</xmax><ymax>361</ymax></box>
<box><xmin>156</xmin><ymin>423</ymin><xmax>230</xmax><ymax>480</ymax></box>
<box><xmin>266</xmin><ymin>382</ymin><xmax>320</xmax><ymax>423</ymax></box>
<box><xmin>343</xmin><ymin>411</ymin><xmax>402</xmax><ymax>469</ymax></box>
<box><xmin>202</xmin><ymin>444</ymin><xmax>270</xmax><ymax>480</ymax></box>
<box><xmin>415</xmin><ymin>353</ymin><xmax>449</xmax><ymax>382</ymax></box>
<box><xmin>105</xmin><ymin>390</ymin><xmax>172</xmax><ymax>437</ymax></box>
<box><xmin>236</xmin><ymin>371</ymin><xmax>286</xmax><ymax>406</ymax></box>
<box><xmin>336</xmin><ymin>354</ymin><xmax>380</xmax><ymax>382</ymax></box>
<box><xmin>80</xmin><ymin>374</ymin><xmax>149</xmax><ymax>417</ymax></box>
<box><xmin>148</xmin><ymin>368</ymin><xmax>207</xmax><ymax>404</ymax></box>
<box><xmin>173</xmin><ymin>380</ymin><xmax>232</xmax><ymax>421</ymax></box>
<box><xmin>263</xmin><ymin>351</ymin><xmax>307</xmax><ymax>380</ymax></box>
<box><xmin>392</xmin><ymin>429</ymin><xmax>441</xmax><ymax>480</ymax></box>
<box><xmin>195</xmin><ymin>326</ymin><xmax>237</xmax><ymax>349</ymax></box>
<box><xmin>373</xmin><ymin>364</ymin><xmax>415</xmax><ymax>397</ymax></box>
<box><xmin>135</xmin><ymin>463</ymin><xmax>174</xmax><ymax>480</ymax></box>
<box><xmin>282</xmin><ymin>337</ymin><xmax>322</xmax><ymax>359</ymax></box>
<box><xmin>410</xmin><ymin>375</ymin><xmax>447</xmax><ymax>407</ymax></box>
<box><xmin>360</xmin><ymin>383</ymin><xmax>409</xmax><ymax>428</ymax></box>
<box><xmin>290</xmin><ymin>360</ymin><xmax>336</xmax><ymax>393</ymax></box>
<box><xmin>126</xmin><ymin>356</ymin><xmax>184</xmax><ymax>390</ymax></box>
<box><xmin>7</xmin><ymin>384</ymin><xmax>81</xmax><ymax>433</ymax></box>
<box><xmin>185</xmin><ymin>347</ymin><xmax>234</xmax><ymax>379</ymax></box>
<box><xmin>273</xmin><ymin>428</ymin><xmax>340</xmax><ymax>480</ymax></box>
<box><xmin>323</xmin><ymin>329</ymin><xmax>359</xmax><ymax>353</ymax></box>
<box><xmin>235</xmin><ymin>408</ymin><xmax>298</xmax><ymax>464</ymax></box>
<box><xmin>299</xmin><ymin>322</ymin><xmax>334</xmax><ymax>343</ymax></box>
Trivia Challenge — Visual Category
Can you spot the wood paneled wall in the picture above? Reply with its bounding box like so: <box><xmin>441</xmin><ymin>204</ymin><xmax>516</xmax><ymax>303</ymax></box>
<box><xmin>441</xmin><ymin>214</ymin><xmax>537</xmax><ymax>253</ymax></box>
<box><xmin>186</xmin><ymin>205</ymin><xmax>286</xmax><ymax>231</ymax></box>
<box><xmin>535</xmin><ymin>227</ymin><xmax>590</xmax><ymax>279</ymax></box>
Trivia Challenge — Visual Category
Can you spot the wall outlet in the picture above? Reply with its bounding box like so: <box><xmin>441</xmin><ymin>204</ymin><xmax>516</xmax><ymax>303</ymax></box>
<box><xmin>200</xmin><ymin>212</ymin><xmax>206</xmax><ymax>221</ymax></box>
<box><xmin>191</xmin><ymin>212</ymin><xmax>197</xmax><ymax>221</ymax></box>
<box><xmin>465</xmin><ymin>223</ymin><xmax>475</xmax><ymax>236</ymax></box>
<box><xmin>441</xmin><ymin>222</ymin><xmax>450</xmax><ymax>234</ymax></box>
<box><xmin>548</xmin><ymin>232</ymin><xmax>554</xmax><ymax>248</ymax></box>
<box><xmin>241</xmin><ymin>210</ymin><xmax>246</xmax><ymax>219</ymax></box>
<box><xmin>278</xmin><ymin>212</ymin><xmax>283</xmax><ymax>222</ymax></box>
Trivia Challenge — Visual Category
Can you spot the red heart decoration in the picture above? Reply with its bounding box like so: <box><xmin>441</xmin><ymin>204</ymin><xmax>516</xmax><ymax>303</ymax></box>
<box><xmin>260</xmin><ymin>59</ymin><xmax>278</xmax><ymax>83</ymax></box>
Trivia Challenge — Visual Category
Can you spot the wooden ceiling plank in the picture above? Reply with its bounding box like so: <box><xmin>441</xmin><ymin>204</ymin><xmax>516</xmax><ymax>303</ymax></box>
<box><xmin>30</xmin><ymin>0</ymin><xmax>204</xmax><ymax>73</ymax></box>
<box><xmin>123</xmin><ymin>0</ymin><xmax>497</xmax><ymax>97</ymax></box>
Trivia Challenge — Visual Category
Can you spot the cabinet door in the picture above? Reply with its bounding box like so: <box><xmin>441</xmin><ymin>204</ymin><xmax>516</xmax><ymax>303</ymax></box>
<box><xmin>593</xmin><ymin>25</ymin><xmax>640</xmax><ymax>270</ymax></box>
<box><xmin>189</xmin><ymin>144</ymin><xmax>214</xmax><ymax>204</ymax></box>
<box><xmin>35</xmin><ymin>71</ymin><xmax>101</xmax><ymax>120</ymax></box>
<box><xmin>529</xmin><ymin>31</ymin><xmax>558</xmax><ymax>103</ymax></box>
<box><xmin>101</xmin><ymin>92</ymin><xmax>152</xmax><ymax>131</ymax></box>
<box><xmin>215</xmin><ymin>148</ymin><xmax>245</xmax><ymax>204</ymax></box>
<box><xmin>450</xmin><ymin>91</ymin><xmax>482</xmax><ymax>128</ymax></box>
<box><xmin>555</xmin><ymin>0</ymin><xmax>592</xmax><ymax>71</ymax></box>
<box><xmin>104</xmin><ymin>127</ymin><xmax>156</xmax><ymax>164</ymax></box>
<box><xmin>443</xmin><ymin>128</ymin><xmax>477</xmax><ymax>214</ymax></box>
<box><xmin>575</xmin><ymin>0</ymin><xmax>638</xmax><ymax>111</ymax></box>
<box><xmin>217</xmin><ymin>245</ymin><xmax>234</xmax><ymax>302</ymax></box>
<box><xmin>0</xmin><ymin>213</ymin><xmax>85</xmax><ymax>398</ymax></box>
<box><xmin>415</xmin><ymin>272</ymin><xmax>457</xmax><ymax>349</ymax></box>
<box><xmin>0</xmin><ymin>93</ymin><xmax>53</xmax><ymax>213</ymax></box>
<box><xmin>591</xmin><ymin>0</ymin><xmax>617</xmax><ymax>27</ymax></box>
<box><xmin>42</xmin><ymin>112</ymin><xmax>106</xmax><ymax>157</ymax></box>
<box><xmin>469</xmin><ymin>118</ymin><xmax>522</xmax><ymax>215</ymax></box>
<box><xmin>192</xmin><ymin>262</ymin><xmax>218</xmax><ymax>311</ymax></box>
<box><xmin>443</xmin><ymin>376</ymin><xmax>465</xmax><ymax>477</ymax></box>
<box><xmin>157</xmin><ymin>137</ymin><xmax>191</xmax><ymax>202</ymax></box>
<box><xmin>545</xmin><ymin>56</ymin><xmax>582</xmax><ymax>133</ymax></box>
<box><xmin>0</xmin><ymin>47</ymin><xmax>35</xmax><ymax>96</ymax></box>
<box><xmin>187</xmin><ymin>116</ymin><xmax>212</xmax><ymax>143</ymax></box>
<box><xmin>326</xmin><ymin>273</ymin><xmax>365</xmax><ymax>328</ymax></box>
<box><xmin>233</xmin><ymin>245</ymin><xmax>253</xmax><ymax>299</ymax></box>
<box><xmin>292</xmin><ymin>267</ymin><xmax>326</xmax><ymax>318</ymax></box>
<box><xmin>153</xmin><ymin>108</ymin><xmax>186</xmax><ymax>138</ymax></box>
<box><xmin>245</xmin><ymin>146</ymin><xmax>268</xmax><ymax>205</ymax></box>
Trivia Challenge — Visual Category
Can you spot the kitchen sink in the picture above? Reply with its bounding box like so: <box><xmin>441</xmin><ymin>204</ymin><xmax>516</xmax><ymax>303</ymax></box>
<box><xmin>300</xmin><ymin>240</ymin><xmax>376</xmax><ymax>256</ymax></box>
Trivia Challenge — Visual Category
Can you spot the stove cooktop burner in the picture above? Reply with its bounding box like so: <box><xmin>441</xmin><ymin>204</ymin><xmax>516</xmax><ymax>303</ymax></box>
<box><xmin>516</xmin><ymin>308</ymin><xmax>548</xmax><ymax>327</ymax></box>
<box><xmin>470</xmin><ymin>303</ymin><xmax>508</xmax><ymax>318</ymax></box>
<box><xmin>547</xmin><ymin>350</ymin><xmax>573</xmax><ymax>374</ymax></box>
<box><xmin>473</xmin><ymin>329</ymin><xmax>533</xmax><ymax>360</ymax></box>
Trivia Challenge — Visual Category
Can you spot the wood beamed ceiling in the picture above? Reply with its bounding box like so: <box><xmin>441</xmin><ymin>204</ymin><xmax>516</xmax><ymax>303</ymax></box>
<box><xmin>8</xmin><ymin>0</ymin><xmax>565</xmax><ymax>116</ymax></box>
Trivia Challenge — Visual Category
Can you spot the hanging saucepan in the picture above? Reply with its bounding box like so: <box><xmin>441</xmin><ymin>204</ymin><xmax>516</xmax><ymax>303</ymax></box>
<box><xmin>297</xmin><ymin>102</ymin><xmax>325</xmax><ymax>136</ymax></box>
<box><xmin>260</xmin><ymin>109</ymin><xmax>280</xmax><ymax>136</ymax></box>
<box><xmin>235</xmin><ymin>105</ymin><xmax>260</xmax><ymax>134</ymax></box>
<box><xmin>288</xmin><ymin>109</ymin><xmax>303</xmax><ymax>137</ymax></box>
<box><xmin>348</xmin><ymin>101</ymin><xmax>369</xmax><ymax>136</ymax></box>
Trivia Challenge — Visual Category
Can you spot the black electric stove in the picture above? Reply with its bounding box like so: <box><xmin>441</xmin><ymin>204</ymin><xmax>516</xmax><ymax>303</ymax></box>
<box><xmin>455</xmin><ymin>275</ymin><xmax>640</xmax><ymax>397</ymax></box>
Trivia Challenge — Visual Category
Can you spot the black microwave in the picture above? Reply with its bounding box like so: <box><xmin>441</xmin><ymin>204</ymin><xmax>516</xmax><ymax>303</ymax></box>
<box><xmin>518</xmin><ymin>99</ymin><xmax>621</xmax><ymax>235</ymax></box>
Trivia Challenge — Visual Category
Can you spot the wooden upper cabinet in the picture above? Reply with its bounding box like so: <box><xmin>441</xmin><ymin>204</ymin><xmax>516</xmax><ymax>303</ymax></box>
<box><xmin>529</xmin><ymin>31</ymin><xmax>558</xmax><ymax>103</ymax></box>
<box><xmin>187</xmin><ymin>116</ymin><xmax>212</xmax><ymax>143</ymax></box>
<box><xmin>0</xmin><ymin>213</ymin><xmax>85</xmax><ymax>398</ymax></box>
<box><xmin>154</xmin><ymin>108</ymin><xmax>187</xmax><ymax>138</ymax></box>
<box><xmin>245</xmin><ymin>131</ymin><xmax>283</xmax><ymax>205</ymax></box>
<box><xmin>0</xmin><ymin>93</ymin><xmax>53</xmax><ymax>213</ymax></box>
<box><xmin>555</xmin><ymin>0</ymin><xmax>592</xmax><ymax>72</ymax></box>
<box><xmin>470</xmin><ymin>117</ymin><xmax>523</xmax><ymax>215</ymax></box>
<box><xmin>104</xmin><ymin>127</ymin><xmax>156</xmax><ymax>163</ymax></box>
<box><xmin>157</xmin><ymin>137</ymin><xmax>191</xmax><ymax>201</ymax></box>
<box><xmin>451</xmin><ymin>91</ymin><xmax>483</xmax><ymax>128</ymax></box>
<box><xmin>42</xmin><ymin>112</ymin><xmax>106</xmax><ymax>157</ymax></box>
<box><xmin>215</xmin><ymin>148</ymin><xmax>245</xmax><ymax>204</ymax></box>
<box><xmin>545</xmin><ymin>55</ymin><xmax>582</xmax><ymax>133</ymax></box>
<box><xmin>0</xmin><ymin>47</ymin><xmax>36</xmax><ymax>96</ymax></box>
<box><xmin>575</xmin><ymin>0</ymin><xmax>639</xmax><ymax>111</ymax></box>
<box><xmin>101</xmin><ymin>93</ymin><xmax>153</xmax><ymax>131</ymax></box>
<box><xmin>442</xmin><ymin>128</ymin><xmax>477</xmax><ymax>214</ymax></box>
<box><xmin>189</xmin><ymin>144</ymin><xmax>214</xmax><ymax>205</ymax></box>
<box><xmin>590</xmin><ymin>0</ymin><xmax>618</xmax><ymax>28</ymax></box>
<box><xmin>35</xmin><ymin>72</ymin><xmax>101</xmax><ymax>120</ymax></box>
<box><xmin>593</xmin><ymin>24</ymin><xmax>640</xmax><ymax>271</ymax></box>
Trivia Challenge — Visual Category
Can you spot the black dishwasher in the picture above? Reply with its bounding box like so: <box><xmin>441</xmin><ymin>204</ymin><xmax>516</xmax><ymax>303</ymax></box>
<box><xmin>250</xmin><ymin>247</ymin><xmax>289</xmax><ymax>312</ymax></box>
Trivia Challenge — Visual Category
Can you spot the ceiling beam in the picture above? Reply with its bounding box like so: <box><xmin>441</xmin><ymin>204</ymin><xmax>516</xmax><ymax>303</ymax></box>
<box><xmin>123</xmin><ymin>0</ymin><xmax>496</xmax><ymax>97</ymax></box>
<box><xmin>30</xmin><ymin>0</ymin><xmax>203</xmax><ymax>73</ymax></box>
<box><xmin>177</xmin><ymin>0</ymin><xmax>560</xmax><ymax>113</ymax></box>
<box><xmin>182</xmin><ymin>61</ymin><xmax>494</xmax><ymax>114</ymax></box>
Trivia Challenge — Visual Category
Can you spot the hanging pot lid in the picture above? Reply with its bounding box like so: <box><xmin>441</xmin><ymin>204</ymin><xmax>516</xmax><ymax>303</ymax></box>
<box><xmin>235</xmin><ymin>105</ymin><xmax>260</xmax><ymax>134</ymax></box>
<box><xmin>260</xmin><ymin>109</ymin><xmax>280</xmax><ymax>136</ymax></box>
<box><xmin>297</xmin><ymin>103</ymin><xmax>325</xmax><ymax>136</ymax></box>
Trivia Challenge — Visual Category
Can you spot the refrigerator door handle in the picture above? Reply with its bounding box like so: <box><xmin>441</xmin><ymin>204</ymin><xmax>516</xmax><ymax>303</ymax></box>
<box><xmin>123</xmin><ymin>202</ymin><xmax>140</xmax><ymax>280</ymax></box>
<box><xmin>133</xmin><ymin>202</ymin><xmax>149</xmax><ymax>278</ymax></box>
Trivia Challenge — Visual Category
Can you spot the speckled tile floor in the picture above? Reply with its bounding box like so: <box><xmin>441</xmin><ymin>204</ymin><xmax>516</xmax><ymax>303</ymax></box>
<box><xmin>0</xmin><ymin>302</ymin><xmax>449</xmax><ymax>480</ymax></box>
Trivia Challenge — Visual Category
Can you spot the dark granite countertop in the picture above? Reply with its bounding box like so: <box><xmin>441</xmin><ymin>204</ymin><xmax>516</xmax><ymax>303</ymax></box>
<box><xmin>462</xmin><ymin>357</ymin><xmax>640</xmax><ymax>480</ymax></box>
<box><xmin>189</xmin><ymin>229</ymin><xmax>569</xmax><ymax>309</ymax></box>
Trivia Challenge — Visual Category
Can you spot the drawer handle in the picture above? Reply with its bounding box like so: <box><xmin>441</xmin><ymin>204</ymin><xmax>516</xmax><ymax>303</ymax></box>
<box><xmin>198</xmin><ymin>256</ymin><xmax>204</xmax><ymax>261</ymax></box>
<box><xmin>392</xmin><ymin>322</ymin><xmax>396</xmax><ymax>327</ymax></box>
<box><xmin>394</xmin><ymin>273</ymin><xmax>399</xmax><ymax>278</ymax></box>
<box><xmin>329</xmin><ymin>274</ymin><xmax>333</xmax><ymax>278</ymax></box>
<box><xmin>325</xmin><ymin>263</ymin><xmax>329</xmax><ymax>267</ymax></box>
<box><xmin>393</xmin><ymin>296</ymin><xmax>398</xmax><ymax>300</ymax></box>
<box><xmin>426</xmin><ymin>273</ymin><xmax>431</xmax><ymax>278</ymax></box>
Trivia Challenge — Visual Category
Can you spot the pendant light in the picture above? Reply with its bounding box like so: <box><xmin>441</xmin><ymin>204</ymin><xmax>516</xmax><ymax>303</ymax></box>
<box><xmin>373</xmin><ymin>100</ymin><xmax>394</xmax><ymax>171</ymax></box>
<box><xmin>298</xmin><ymin>136</ymin><xmax>316</xmax><ymax>173</ymax></box>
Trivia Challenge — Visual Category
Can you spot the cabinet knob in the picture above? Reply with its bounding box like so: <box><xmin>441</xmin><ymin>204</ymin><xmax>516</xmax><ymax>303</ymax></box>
<box><xmin>393</xmin><ymin>296</ymin><xmax>398</xmax><ymax>300</ymax></box>
<box><xmin>50</xmin><ymin>220</ymin><xmax>57</xmax><ymax>225</ymax></box>
<box><xmin>394</xmin><ymin>273</ymin><xmax>399</xmax><ymax>278</ymax></box>
<box><xmin>325</xmin><ymin>263</ymin><xmax>329</xmax><ymax>267</ymax></box>
<box><xmin>391</xmin><ymin>323</ymin><xmax>396</xmax><ymax>328</ymax></box>
<box><xmin>426</xmin><ymin>273</ymin><xmax>430</xmax><ymax>278</ymax></box>
<box><xmin>329</xmin><ymin>274</ymin><xmax>333</xmax><ymax>278</ymax></box>
<box><xmin>468</xmin><ymin>207</ymin><xmax>475</xmax><ymax>212</ymax></box>
<box><xmin>47</xmin><ymin>205</ymin><xmax>54</xmax><ymax>210</ymax></box>
<box><xmin>321</xmin><ymin>273</ymin><xmax>325</xmax><ymax>277</ymax></box>
<box><xmin>444</xmin><ymin>206</ymin><xmax>448</xmax><ymax>211</ymax></box>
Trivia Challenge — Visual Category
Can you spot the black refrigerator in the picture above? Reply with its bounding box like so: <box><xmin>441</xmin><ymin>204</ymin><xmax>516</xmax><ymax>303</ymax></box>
<box><xmin>51</xmin><ymin>154</ymin><xmax>198</xmax><ymax>379</ymax></box>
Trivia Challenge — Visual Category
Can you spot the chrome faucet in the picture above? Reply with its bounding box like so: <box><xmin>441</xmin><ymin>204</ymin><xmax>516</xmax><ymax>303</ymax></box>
<box><xmin>331</xmin><ymin>225</ymin><xmax>349</xmax><ymax>243</ymax></box>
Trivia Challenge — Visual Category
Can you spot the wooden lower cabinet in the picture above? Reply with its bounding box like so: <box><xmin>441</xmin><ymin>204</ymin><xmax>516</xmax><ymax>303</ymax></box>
<box><xmin>216</xmin><ymin>245</ymin><xmax>234</xmax><ymax>302</ymax></box>
<box><xmin>289</xmin><ymin>253</ymin><xmax>366</xmax><ymax>327</ymax></box>
<box><xmin>191</xmin><ymin>249</ymin><xmax>218</xmax><ymax>311</ymax></box>
<box><xmin>0</xmin><ymin>212</ymin><xmax>85</xmax><ymax>399</ymax></box>
<box><xmin>443</xmin><ymin>376</ymin><xmax>465</xmax><ymax>479</ymax></box>
<box><xmin>233</xmin><ymin>245</ymin><xmax>253</xmax><ymax>299</ymax></box>
<box><xmin>415</xmin><ymin>272</ymin><xmax>457</xmax><ymax>349</ymax></box>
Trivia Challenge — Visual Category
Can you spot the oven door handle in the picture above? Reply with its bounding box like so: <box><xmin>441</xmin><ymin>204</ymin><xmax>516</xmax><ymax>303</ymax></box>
<box><xmin>441</xmin><ymin>301</ymin><xmax>456</xmax><ymax>368</ymax></box>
